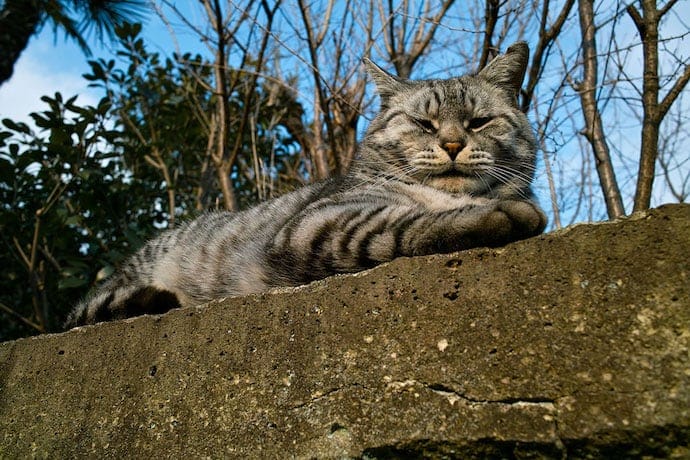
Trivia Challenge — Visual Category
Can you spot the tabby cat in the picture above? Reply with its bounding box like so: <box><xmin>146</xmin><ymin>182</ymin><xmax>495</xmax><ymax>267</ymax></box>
<box><xmin>65</xmin><ymin>42</ymin><xmax>546</xmax><ymax>328</ymax></box>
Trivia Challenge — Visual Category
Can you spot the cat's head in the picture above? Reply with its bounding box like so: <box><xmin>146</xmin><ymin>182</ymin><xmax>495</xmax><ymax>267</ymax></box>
<box><xmin>361</xmin><ymin>42</ymin><xmax>537</xmax><ymax>199</ymax></box>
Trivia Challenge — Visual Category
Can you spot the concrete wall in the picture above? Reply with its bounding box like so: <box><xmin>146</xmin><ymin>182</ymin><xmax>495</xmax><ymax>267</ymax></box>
<box><xmin>1</xmin><ymin>204</ymin><xmax>689</xmax><ymax>458</ymax></box>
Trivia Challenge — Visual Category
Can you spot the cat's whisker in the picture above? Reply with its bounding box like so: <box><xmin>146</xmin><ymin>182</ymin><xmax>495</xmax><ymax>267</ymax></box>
<box><xmin>349</xmin><ymin>165</ymin><xmax>418</xmax><ymax>190</ymax></box>
<box><xmin>475</xmin><ymin>172</ymin><xmax>494</xmax><ymax>196</ymax></box>
<box><xmin>489</xmin><ymin>161</ymin><xmax>534</xmax><ymax>183</ymax></box>
<box><xmin>484</xmin><ymin>169</ymin><xmax>531</xmax><ymax>199</ymax></box>
<box><xmin>489</xmin><ymin>170</ymin><xmax>529</xmax><ymax>189</ymax></box>
<box><xmin>486</xmin><ymin>167</ymin><xmax>524</xmax><ymax>187</ymax></box>
<box><xmin>493</xmin><ymin>160</ymin><xmax>537</xmax><ymax>178</ymax></box>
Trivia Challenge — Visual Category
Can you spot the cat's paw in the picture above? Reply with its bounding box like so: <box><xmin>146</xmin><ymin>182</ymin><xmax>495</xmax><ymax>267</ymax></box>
<box><xmin>495</xmin><ymin>200</ymin><xmax>547</xmax><ymax>237</ymax></box>
<box><xmin>473</xmin><ymin>200</ymin><xmax>546</xmax><ymax>247</ymax></box>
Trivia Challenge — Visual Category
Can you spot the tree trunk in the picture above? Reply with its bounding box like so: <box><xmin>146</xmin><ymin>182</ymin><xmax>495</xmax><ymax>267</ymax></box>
<box><xmin>629</xmin><ymin>1</ymin><xmax>660</xmax><ymax>212</ymax></box>
<box><xmin>0</xmin><ymin>0</ymin><xmax>42</xmax><ymax>85</ymax></box>
<box><xmin>576</xmin><ymin>0</ymin><xmax>626</xmax><ymax>219</ymax></box>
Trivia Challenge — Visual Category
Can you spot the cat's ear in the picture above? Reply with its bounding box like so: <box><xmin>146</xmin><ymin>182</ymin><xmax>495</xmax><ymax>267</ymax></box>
<box><xmin>364</xmin><ymin>58</ymin><xmax>407</xmax><ymax>103</ymax></box>
<box><xmin>477</xmin><ymin>41</ymin><xmax>529</xmax><ymax>102</ymax></box>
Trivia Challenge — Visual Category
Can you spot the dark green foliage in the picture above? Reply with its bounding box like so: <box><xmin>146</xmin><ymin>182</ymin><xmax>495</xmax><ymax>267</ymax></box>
<box><xmin>0</xmin><ymin>93</ymin><xmax>157</xmax><ymax>340</ymax></box>
<box><xmin>0</xmin><ymin>24</ymin><xmax>303</xmax><ymax>341</ymax></box>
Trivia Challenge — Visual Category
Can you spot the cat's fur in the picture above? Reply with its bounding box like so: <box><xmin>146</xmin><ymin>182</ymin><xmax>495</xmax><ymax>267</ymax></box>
<box><xmin>65</xmin><ymin>42</ymin><xmax>546</xmax><ymax>328</ymax></box>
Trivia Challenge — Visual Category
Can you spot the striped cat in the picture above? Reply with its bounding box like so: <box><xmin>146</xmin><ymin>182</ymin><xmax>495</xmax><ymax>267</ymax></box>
<box><xmin>65</xmin><ymin>42</ymin><xmax>546</xmax><ymax>328</ymax></box>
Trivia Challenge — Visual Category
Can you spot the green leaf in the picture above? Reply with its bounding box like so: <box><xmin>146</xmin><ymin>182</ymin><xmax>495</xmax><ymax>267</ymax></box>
<box><xmin>84</xmin><ymin>60</ymin><xmax>106</xmax><ymax>81</ymax></box>
<box><xmin>0</xmin><ymin>157</ymin><xmax>14</xmax><ymax>184</ymax></box>
<box><xmin>64</xmin><ymin>215</ymin><xmax>81</xmax><ymax>226</ymax></box>
<box><xmin>30</xmin><ymin>113</ymin><xmax>52</xmax><ymax>129</ymax></box>
<box><xmin>2</xmin><ymin>119</ymin><xmax>31</xmax><ymax>134</ymax></box>
<box><xmin>58</xmin><ymin>277</ymin><xmax>88</xmax><ymax>289</ymax></box>
<box><xmin>0</xmin><ymin>131</ymin><xmax>12</xmax><ymax>145</ymax></box>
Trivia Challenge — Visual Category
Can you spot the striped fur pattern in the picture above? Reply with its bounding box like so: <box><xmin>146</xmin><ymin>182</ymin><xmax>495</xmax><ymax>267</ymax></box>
<box><xmin>65</xmin><ymin>42</ymin><xmax>546</xmax><ymax>328</ymax></box>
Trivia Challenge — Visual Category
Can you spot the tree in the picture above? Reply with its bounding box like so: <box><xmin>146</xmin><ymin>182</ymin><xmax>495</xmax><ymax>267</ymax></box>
<box><xmin>0</xmin><ymin>0</ymin><xmax>148</xmax><ymax>85</ymax></box>
<box><xmin>86</xmin><ymin>22</ymin><xmax>213</xmax><ymax>224</ymax></box>
<box><xmin>626</xmin><ymin>0</ymin><xmax>690</xmax><ymax>212</ymax></box>
<box><xmin>575</xmin><ymin>0</ymin><xmax>626</xmax><ymax>218</ymax></box>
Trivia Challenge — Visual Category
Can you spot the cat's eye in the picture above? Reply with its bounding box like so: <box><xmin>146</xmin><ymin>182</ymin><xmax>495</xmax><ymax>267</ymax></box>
<box><xmin>413</xmin><ymin>118</ymin><xmax>437</xmax><ymax>133</ymax></box>
<box><xmin>467</xmin><ymin>117</ymin><xmax>493</xmax><ymax>131</ymax></box>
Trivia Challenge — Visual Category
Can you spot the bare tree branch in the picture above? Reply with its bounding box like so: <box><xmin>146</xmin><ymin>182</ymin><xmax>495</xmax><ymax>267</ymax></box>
<box><xmin>0</xmin><ymin>302</ymin><xmax>44</xmax><ymax>332</ymax></box>
<box><xmin>379</xmin><ymin>0</ymin><xmax>455</xmax><ymax>78</ymax></box>
<box><xmin>577</xmin><ymin>0</ymin><xmax>626</xmax><ymax>218</ymax></box>
<box><xmin>659</xmin><ymin>63</ymin><xmax>690</xmax><ymax>119</ymax></box>
<box><xmin>659</xmin><ymin>0</ymin><xmax>680</xmax><ymax>17</ymax></box>
<box><xmin>297</xmin><ymin>0</ymin><xmax>339</xmax><ymax>178</ymax></box>
<box><xmin>478</xmin><ymin>0</ymin><xmax>500</xmax><ymax>70</ymax></box>
<box><xmin>521</xmin><ymin>0</ymin><xmax>575</xmax><ymax>112</ymax></box>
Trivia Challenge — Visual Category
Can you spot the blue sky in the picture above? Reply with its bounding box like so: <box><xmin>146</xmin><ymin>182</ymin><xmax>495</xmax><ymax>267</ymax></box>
<box><xmin>0</xmin><ymin>10</ymin><xmax>174</xmax><ymax>124</ymax></box>
<box><xmin>0</xmin><ymin>29</ymin><xmax>97</xmax><ymax>122</ymax></box>
<box><xmin>1</xmin><ymin>2</ymin><xmax>688</xmax><ymax>224</ymax></box>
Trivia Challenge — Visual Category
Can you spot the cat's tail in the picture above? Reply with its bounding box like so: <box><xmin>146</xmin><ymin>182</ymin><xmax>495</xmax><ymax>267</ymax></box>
<box><xmin>64</xmin><ymin>278</ymin><xmax>181</xmax><ymax>329</ymax></box>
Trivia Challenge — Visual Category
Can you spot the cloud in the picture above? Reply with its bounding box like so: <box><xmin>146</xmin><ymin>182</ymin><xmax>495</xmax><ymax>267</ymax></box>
<box><xmin>0</xmin><ymin>40</ymin><xmax>101</xmax><ymax>127</ymax></box>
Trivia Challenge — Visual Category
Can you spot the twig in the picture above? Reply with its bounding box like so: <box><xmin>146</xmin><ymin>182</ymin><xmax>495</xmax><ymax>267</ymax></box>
<box><xmin>0</xmin><ymin>302</ymin><xmax>44</xmax><ymax>332</ymax></box>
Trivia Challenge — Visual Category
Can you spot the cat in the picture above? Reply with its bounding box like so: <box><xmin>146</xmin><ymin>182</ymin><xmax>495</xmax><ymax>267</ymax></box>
<box><xmin>65</xmin><ymin>42</ymin><xmax>546</xmax><ymax>328</ymax></box>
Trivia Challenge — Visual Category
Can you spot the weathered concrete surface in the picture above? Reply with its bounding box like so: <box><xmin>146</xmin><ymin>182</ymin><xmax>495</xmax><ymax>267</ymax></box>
<box><xmin>1</xmin><ymin>204</ymin><xmax>689</xmax><ymax>459</ymax></box>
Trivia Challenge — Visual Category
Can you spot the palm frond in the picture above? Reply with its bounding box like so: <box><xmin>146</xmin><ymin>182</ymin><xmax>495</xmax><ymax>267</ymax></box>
<box><xmin>80</xmin><ymin>0</ymin><xmax>148</xmax><ymax>41</ymax></box>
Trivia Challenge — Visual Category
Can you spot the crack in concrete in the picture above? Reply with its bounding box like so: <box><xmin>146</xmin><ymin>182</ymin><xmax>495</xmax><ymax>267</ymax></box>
<box><xmin>287</xmin><ymin>378</ymin><xmax>567</xmax><ymax>417</ymax></box>
<box><xmin>288</xmin><ymin>383</ymin><xmax>368</xmax><ymax>411</ymax></box>
<box><xmin>378</xmin><ymin>379</ymin><xmax>568</xmax><ymax>458</ymax></box>
<box><xmin>426</xmin><ymin>381</ymin><xmax>568</xmax><ymax>457</ymax></box>
<box><xmin>424</xmin><ymin>382</ymin><xmax>556</xmax><ymax>407</ymax></box>
<box><xmin>384</xmin><ymin>379</ymin><xmax>566</xmax><ymax>453</ymax></box>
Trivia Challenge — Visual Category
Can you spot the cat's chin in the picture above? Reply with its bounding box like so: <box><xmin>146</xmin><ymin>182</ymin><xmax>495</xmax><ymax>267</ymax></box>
<box><xmin>424</xmin><ymin>174</ymin><xmax>483</xmax><ymax>194</ymax></box>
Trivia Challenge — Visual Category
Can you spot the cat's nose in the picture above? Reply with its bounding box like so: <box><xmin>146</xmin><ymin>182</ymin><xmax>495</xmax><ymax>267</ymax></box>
<box><xmin>441</xmin><ymin>141</ymin><xmax>463</xmax><ymax>161</ymax></box>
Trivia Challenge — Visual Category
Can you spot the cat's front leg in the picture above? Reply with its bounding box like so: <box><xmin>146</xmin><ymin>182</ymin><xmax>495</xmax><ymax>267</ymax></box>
<box><xmin>400</xmin><ymin>199</ymin><xmax>546</xmax><ymax>256</ymax></box>
<box><xmin>265</xmin><ymin>198</ymin><xmax>546</xmax><ymax>286</ymax></box>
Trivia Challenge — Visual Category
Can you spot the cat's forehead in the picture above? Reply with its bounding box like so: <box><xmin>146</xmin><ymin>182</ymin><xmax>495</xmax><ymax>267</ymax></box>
<box><xmin>399</xmin><ymin>76</ymin><xmax>498</xmax><ymax>115</ymax></box>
